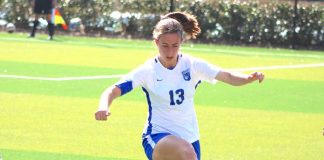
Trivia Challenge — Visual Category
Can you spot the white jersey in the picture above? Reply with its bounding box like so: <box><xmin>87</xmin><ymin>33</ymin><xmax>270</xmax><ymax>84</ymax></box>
<box><xmin>115</xmin><ymin>54</ymin><xmax>220</xmax><ymax>143</ymax></box>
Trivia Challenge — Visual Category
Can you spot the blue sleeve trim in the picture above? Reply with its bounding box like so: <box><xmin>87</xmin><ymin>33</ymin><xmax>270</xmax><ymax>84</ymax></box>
<box><xmin>142</xmin><ymin>87</ymin><xmax>152</xmax><ymax>136</ymax></box>
<box><xmin>116</xmin><ymin>81</ymin><xmax>133</xmax><ymax>96</ymax></box>
<box><xmin>195</xmin><ymin>80</ymin><xmax>202</xmax><ymax>89</ymax></box>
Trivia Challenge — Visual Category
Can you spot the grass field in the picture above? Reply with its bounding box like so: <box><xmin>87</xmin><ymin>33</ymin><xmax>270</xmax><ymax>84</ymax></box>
<box><xmin>0</xmin><ymin>32</ymin><xmax>324</xmax><ymax>160</ymax></box>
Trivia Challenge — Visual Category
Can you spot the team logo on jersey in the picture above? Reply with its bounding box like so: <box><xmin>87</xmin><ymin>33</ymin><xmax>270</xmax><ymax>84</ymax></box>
<box><xmin>182</xmin><ymin>69</ymin><xmax>191</xmax><ymax>81</ymax></box>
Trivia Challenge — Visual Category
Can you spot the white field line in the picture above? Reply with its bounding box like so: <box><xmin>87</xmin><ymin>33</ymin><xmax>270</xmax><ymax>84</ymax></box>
<box><xmin>0</xmin><ymin>63</ymin><xmax>324</xmax><ymax>81</ymax></box>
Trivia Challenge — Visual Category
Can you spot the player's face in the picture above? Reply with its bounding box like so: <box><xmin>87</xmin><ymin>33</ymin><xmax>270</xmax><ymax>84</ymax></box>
<box><xmin>155</xmin><ymin>33</ymin><xmax>182</xmax><ymax>67</ymax></box>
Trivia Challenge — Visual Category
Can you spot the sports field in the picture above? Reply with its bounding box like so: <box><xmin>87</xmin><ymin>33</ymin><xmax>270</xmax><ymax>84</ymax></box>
<box><xmin>0</xmin><ymin>32</ymin><xmax>324</xmax><ymax>160</ymax></box>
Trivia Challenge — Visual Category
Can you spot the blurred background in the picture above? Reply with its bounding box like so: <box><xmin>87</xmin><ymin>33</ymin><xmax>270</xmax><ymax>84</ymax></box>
<box><xmin>1</xmin><ymin>1</ymin><xmax>324</xmax><ymax>160</ymax></box>
<box><xmin>0</xmin><ymin>0</ymin><xmax>323</xmax><ymax>50</ymax></box>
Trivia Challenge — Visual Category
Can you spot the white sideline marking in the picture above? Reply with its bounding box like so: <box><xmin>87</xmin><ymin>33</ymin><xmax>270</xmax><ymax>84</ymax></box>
<box><xmin>0</xmin><ymin>63</ymin><xmax>324</xmax><ymax>81</ymax></box>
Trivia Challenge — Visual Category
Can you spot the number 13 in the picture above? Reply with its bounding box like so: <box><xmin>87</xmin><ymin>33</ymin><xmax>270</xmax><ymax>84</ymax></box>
<box><xmin>169</xmin><ymin>89</ymin><xmax>184</xmax><ymax>105</ymax></box>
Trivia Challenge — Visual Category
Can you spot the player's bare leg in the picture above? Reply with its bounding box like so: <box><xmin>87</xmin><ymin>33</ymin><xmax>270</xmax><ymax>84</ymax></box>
<box><xmin>152</xmin><ymin>135</ymin><xmax>197</xmax><ymax>160</ymax></box>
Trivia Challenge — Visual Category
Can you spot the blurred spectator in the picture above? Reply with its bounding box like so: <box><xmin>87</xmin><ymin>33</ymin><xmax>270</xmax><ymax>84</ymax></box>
<box><xmin>69</xmin><ymin>18</ymin><xmax>85</xmax><ymax>35</ymax></box>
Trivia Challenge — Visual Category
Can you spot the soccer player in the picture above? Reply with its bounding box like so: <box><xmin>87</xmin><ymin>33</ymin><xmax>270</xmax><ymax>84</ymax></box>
<box><xmin>29</xmin><ymin>0</ymin><xmax>56</xmax><ymax>40</ymax></box>
<box><xmin>95</xmin><ymin>12</ymin><xmax>264</xmax><ymax>160</ymax></box>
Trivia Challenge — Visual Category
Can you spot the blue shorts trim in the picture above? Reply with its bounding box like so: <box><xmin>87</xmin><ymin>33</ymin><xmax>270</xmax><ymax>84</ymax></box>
<box><xmin>142</xmin><ymin>133</ymin><xmax>171</xmax><ymax>160</ymax></box>
<box><xmin>192</xmin><ymin>140</ymin><xmax>201</xmax><ymax>160</ymax></box>
<box><xmin>142</xmin><ymin>133</ymin><xmax>201</xmax><ymax>160</ymax></box>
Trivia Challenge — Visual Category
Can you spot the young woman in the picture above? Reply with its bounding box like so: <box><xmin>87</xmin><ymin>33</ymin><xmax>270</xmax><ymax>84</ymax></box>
<box><xmin>95</xmin><ymin>12</ymin><xmax>264</xmax><ymax>160</ymax></box>
<box><xmin>29</xmin><ymin>0</ymin><xmax>56</xmax><ymax>40</ymax></box>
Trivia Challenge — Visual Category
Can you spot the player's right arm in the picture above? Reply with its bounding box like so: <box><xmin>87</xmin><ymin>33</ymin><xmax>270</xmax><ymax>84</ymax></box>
<box><xmin>94</xmin><ymin>62</ymin><xmax>148</xmax><ymax>121</ymax></box>
<box><xmin>95</xmin><ymin>86</ymin><xmax>121</xmax><ymax>121</ymax></box>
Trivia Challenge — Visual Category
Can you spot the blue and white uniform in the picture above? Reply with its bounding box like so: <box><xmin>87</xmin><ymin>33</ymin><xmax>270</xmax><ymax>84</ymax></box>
<box><xmin>114</xmin><ymin>54</ymin><xmax>220</xmax><ymax>160</ymax></box>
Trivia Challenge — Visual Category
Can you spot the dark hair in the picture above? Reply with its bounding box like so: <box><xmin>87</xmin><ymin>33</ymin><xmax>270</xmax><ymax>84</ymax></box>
<box><xmin>163</xmin><ymin>12</ymin><xmax>201</xmax><ymax>39</ymax></box>
<box><xmin>153</xmin><ymin>12</ymin><xmax>201</xmax><ymax>40</ymax></box>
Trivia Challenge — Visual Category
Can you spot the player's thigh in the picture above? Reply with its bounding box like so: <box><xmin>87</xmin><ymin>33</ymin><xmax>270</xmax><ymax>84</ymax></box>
<box><xmin>152</xmin><ymin>135</ymin><xmax>197</xmax><ymax>160</ymax></box>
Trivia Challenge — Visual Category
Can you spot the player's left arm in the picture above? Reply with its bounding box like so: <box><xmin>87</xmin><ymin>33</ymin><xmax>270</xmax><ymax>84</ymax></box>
<box><xmin>215</xmin><ymin>70</ymin><xmax>264</xmax><ymax>86</ymax></box>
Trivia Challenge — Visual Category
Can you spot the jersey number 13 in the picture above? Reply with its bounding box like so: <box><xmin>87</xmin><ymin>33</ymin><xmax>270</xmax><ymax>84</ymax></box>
<box><xmin>169</xmin><ymin>89</ymin><xmax>184</xmax><ymax>105</ymax></box>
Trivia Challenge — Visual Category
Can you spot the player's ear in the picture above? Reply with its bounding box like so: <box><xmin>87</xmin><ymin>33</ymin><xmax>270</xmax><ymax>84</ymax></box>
<box><xmin>154</xmin><ymin>39</ymin><xmax>159</xmax><ymax>46</ymax></box>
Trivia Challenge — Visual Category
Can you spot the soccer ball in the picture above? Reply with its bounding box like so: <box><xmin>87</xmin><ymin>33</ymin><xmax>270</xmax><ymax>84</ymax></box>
<box><xmin>6</xmin><ymin>23</ymin><xmax>16</xmax><ymax>33</ymax></box>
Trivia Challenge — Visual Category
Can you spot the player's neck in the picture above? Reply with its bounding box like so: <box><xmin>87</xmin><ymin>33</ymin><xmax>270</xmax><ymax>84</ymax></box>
<box><xmin>158</xmin><ymin>55</ymin><xmax>179</xmax><ymax>69</ymax></box>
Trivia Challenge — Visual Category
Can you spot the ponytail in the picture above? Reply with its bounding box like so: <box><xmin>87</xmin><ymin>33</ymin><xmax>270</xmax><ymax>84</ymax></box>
<box><xmin>153</xmin><ymin>12</ymin><xmax>201</xmax><ymax>40</ymax></box>
<box><xmin>163</xmin><ymin>12</ymin><xmax>201</xmax><ymax>39</ymax></box>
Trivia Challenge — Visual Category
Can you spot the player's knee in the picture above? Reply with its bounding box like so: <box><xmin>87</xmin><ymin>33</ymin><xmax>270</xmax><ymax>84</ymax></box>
<box><xmin>179</xmin><ymin>142</ymin><xmax>197</xmax><ymax>160</ymax></box>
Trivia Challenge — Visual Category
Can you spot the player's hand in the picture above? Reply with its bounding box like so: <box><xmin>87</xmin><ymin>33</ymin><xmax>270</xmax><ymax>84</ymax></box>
<box><xmin>95</xmin><ymin>110</ymin><xmax>111</xmax><ymax>121</ymax></box>
<box><xmin>248</xmin><ymin>72</ymin><xmax>264</xmax><ymax>83</ymax></box>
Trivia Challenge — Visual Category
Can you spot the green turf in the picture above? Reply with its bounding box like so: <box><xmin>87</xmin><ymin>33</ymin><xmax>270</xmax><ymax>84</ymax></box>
<box><xmin>0</xmin><ymin>32</ymin><xmax>324</xmax><ymax>160</ymax></box>
<box><xmin>0</xmin><ymin>77</ymin><xmax>323</xmax><ymax>113</ymax></box>
<box><xmin>0</xmin><ymin>61</ymin><xmax>128</xmax><ymax>77</ymax></box>
<box><xmin>0</xmin><ymin>149</ymin><xmax>130</xmax><ymax>160</ymax></box>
